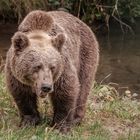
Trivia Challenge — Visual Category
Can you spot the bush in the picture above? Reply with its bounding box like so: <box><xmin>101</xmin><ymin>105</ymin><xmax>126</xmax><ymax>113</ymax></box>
<box><xmin>0</xmin><ymin>0</ymin><xmax>140</xmax><ymax>32</ymax></box>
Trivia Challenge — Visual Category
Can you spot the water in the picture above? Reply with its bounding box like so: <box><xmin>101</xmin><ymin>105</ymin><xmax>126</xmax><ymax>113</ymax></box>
<box><xmin>0</xmin><ymin>24</ymin><xmax>17</xmax><ymax>59</ymax></box>
<box><xmin>97</xmin><ymin>33</ymin><xmax>140</xmax><ymax>94</ymax></box>
<box><xmin>0</xmin><ymin>23</ymin><xmax>140</xmax><ymax>94</ymax></box>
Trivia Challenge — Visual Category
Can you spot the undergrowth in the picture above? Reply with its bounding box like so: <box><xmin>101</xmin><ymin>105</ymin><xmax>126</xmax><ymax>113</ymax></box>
<box><xmin>0</xmin><ymin>73</ymin><xmax>140</xmax><ymax>140</ymax></box>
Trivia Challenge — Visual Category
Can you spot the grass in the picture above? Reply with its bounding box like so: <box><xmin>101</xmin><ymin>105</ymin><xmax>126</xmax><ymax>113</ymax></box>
<box><xmin>0</xmin><ymin>73</ymin><xmax>140</xmax><ymax>140</ymax></box>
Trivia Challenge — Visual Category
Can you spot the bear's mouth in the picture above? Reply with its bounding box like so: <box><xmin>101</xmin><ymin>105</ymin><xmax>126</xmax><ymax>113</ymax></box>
<box><xmin>32</xmin><ymin>87</ymin><xmax>47</xmax><ymax>98</ymax></box>
<box><xmin>36</xmin><ymin>89</ymin><xmax>53</xmax><ymax>98</ymax></box>
<box><xmin>38</xmin><ymin>91</ymin><xmax>48</xmax><ymax>98</ymax></box>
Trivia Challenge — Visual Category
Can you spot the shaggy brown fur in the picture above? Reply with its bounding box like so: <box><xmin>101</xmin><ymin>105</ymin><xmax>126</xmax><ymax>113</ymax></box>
<box><xmin>5</xmin><ymin>10</ymin><xmax>99</xmax><ymax>133</ymax></box>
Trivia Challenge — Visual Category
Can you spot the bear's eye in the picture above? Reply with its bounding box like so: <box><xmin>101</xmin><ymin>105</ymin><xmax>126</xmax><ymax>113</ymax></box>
<box><xmin>50</xmin><ymin>66</ymin><xmax>55</xmax><ymax>73</ymax></box>
<box><xmin>24</xmin><ymin>74</ymin><xmax>32</xmax><ymax>82</ymax></box>
<box><xmin>33</xmin><ymin>65</ymin><xmax>42</xmax><ymax>72</ymax></box>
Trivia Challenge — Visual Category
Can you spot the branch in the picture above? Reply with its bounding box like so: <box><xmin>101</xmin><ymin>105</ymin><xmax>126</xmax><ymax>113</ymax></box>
<box><xmin>112</xmin><ymin>0</ymin><xmax>134</xmax><ymax>34</ymax></box>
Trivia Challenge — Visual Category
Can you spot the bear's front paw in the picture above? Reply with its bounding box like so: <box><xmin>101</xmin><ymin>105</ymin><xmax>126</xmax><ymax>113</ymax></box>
<box><xmin>20</xmin><ymin>115</ymin><xmax>41</xmax><ymax>127</ymax></box>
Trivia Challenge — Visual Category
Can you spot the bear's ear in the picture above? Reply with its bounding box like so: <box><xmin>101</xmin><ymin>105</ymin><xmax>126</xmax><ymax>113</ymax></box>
<box><xmin>51</xmin><ymin>33</ymin><xmax>65</xmax><ymax>52</ymax></box>
<box><xmin>12</xmin><ymin>32</ymin><xmax>29</xmax><ymax>52</ymax></box>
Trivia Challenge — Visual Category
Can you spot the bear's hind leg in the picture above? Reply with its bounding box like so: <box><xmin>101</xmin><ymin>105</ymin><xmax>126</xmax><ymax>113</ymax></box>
<box><xmin>74</xmin><ymin>33</ymin><xmax>99</xmax><ymax>125</ymax></box>
<box><xmin>74</xmin><ymin>61</ymin><xmax>97</xmax><ymax>125</ymax></box>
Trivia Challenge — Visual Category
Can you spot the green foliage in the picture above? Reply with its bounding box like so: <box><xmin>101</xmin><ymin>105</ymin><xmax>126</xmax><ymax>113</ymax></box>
<box><xmin>118</xmin><ymin>0</ymin><xmax>140</xmax><ymax>23</ymax></box>
<box><xmin>0</xmin><ymin>0</ymin><xmax>140</xmax><ymax>25</ymax></box>
<box><xmin>0</xmin><ymin>0</ymin><xmax>47</xmax><ymax>22</ymax></box>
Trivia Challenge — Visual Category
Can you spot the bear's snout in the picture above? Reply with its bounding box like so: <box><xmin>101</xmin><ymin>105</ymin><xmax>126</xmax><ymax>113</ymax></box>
<box><xmin>41</xmin><ymin>84</ymin><xmax>53</xmax><ymax>93</ymax></box>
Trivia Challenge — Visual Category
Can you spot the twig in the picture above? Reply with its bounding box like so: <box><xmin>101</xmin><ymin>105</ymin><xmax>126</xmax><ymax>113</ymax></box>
<box><xmin>100</xmin><ymin>74</ymin><xmax>112</xmax><ymax>85</ymax></box>
<box><xmin>96</xmin><ymin>5</ymin><xmax>114</xmax><ymax>9</ymax></box>
<box><xmin>77</xmin><ymin>0</ymin><xmax>82</xmax><ymax>18</ymax></box>
<box><xmin>95</xmin><ymin>0</ymin><xmax>135</xmax><ymax>34</ymax></box>
<box><xmin>112</xmin><ymin>0</ymin><xmax>135</xmax><ymax>34</ymax></box>
<box><xmin>0</xmin><ymin>56</ymin><xmax>5</xmax><ymax>73</ymax></box>
<box><xmin>112</xmin><ymin>15</ymin><xmax>135</xmax><ymax>35</ymax></box>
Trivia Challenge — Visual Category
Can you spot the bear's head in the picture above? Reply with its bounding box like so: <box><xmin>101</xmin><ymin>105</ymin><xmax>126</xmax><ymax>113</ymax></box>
<box><xmin>10</xmin><ymin>31</ymin><xmax>65</xmax><ymax>98</ymax></box>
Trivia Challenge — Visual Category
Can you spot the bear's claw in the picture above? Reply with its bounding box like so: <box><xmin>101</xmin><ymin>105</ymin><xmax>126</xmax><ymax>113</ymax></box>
<box><xmin>19</xmin><ymin>115</ymin><xmax>41</xmax><ymax>127</ymax></box>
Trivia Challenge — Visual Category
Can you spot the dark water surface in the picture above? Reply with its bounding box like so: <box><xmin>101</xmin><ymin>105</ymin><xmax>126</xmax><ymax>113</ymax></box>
<box><xmin>0</xmin><ymin>23</ymin><xmax>140</xmax><ymax>94</ymax></box>
<box><xmin>97</xmin><ymin>34</ymin><xmax>140</xmax><ymax>94</ymax></box>
<box><xmin>0</xmin><ymin>24</ymin><xmax>17</xmax><ymax>59</ymax></box>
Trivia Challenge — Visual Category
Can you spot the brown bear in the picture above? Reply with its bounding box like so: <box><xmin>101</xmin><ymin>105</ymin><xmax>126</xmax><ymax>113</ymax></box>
<box><xmin>5</xmin><ymin>10</ymin><xmax>99</xmax><ymax>133</ymax></box>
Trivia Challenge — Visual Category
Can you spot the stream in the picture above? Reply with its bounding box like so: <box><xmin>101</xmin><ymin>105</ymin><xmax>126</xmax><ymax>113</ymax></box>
<box><xmin>0</xmin><ymin>22</ymin><xmax>140</xmax><ymax>94</ymax></box>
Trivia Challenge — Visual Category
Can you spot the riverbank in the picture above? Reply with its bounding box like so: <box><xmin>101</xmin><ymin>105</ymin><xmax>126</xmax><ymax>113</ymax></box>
<box><xmin>0</xmin><ymin>72</ymin><xmax>140</xmax><ymax>140</ymax></box>
<box><xmin>1</xmin><ymin>22</ymin><xmax>140</xmax><ymax>94</ymax></box>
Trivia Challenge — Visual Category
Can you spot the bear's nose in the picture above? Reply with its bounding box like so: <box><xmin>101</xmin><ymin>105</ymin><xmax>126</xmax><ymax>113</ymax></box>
<box><xmin>41</xmin><ymin>84</ymin><xmax>53</xmax><ymax>93</ymax></box>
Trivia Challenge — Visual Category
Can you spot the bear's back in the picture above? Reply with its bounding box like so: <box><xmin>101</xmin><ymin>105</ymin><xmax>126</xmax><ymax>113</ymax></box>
<box><xmin>48</xmin><ymin>11</ymin><xmax>98</xmax><ymax>69</ymax></box>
